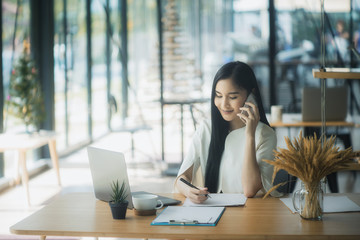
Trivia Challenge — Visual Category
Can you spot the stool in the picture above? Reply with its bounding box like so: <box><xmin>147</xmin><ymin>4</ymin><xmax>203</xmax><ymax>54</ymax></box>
<box><xmin>112</xmin><ymin>125</ymin><xmax>152</xmax><ymax>161</ymax></box>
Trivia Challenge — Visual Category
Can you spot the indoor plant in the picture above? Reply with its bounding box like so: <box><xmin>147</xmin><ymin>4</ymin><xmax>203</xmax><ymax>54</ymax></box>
<box><xmin>109</xmin><ymin>179</ymin><xmax>128</xmax><ymax>219</ymax></box>
<box><xmin>6</xmin><ymin>40</ymin><xmax>45</xmax><ymax>132</ymax></box>
<box><xmin>263</xmin><ymin>132</ymin><xmax>354</xmax><ymax>220</ymax></box>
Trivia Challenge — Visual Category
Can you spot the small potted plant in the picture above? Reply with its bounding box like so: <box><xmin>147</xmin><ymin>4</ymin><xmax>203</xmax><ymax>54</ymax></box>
<box><xmin>109</xmin><ymin>179</ymin><xmax>128</xmax><ymax>219</ymax></box>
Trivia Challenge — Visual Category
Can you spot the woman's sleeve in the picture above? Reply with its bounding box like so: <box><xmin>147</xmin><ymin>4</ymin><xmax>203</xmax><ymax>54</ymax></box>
<box><xmin>173</xmin><ymin>122</ymin><xmax>205</xmax><ymax>192</ymax></box>
<box><xmin>256</xmin><ymin>126</ymin><xmax>283</xmax><ymax>197</ymax></box>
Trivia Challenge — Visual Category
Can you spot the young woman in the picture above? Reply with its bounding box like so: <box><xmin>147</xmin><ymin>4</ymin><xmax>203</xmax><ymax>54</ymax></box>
<box><xmin>175</xmin><ymin>61</ymin><xmax>281</xmax><ymax>203</ymax></box>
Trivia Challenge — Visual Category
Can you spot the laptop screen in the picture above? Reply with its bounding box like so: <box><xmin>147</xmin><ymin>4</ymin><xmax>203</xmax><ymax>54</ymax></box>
<box><xmin>87</xmin><ymin>146</ymin><xmax>181</xmax><ymax>209</ymax></box>
<box><xmin>302</xmin><ymin>87</ymin><xmax>348</xmax><ymax>122</ymax></box>
<box><xmin>88</xmin><ymin>146</ymin><xmax>134</xmax><ymax>208</ymax></box>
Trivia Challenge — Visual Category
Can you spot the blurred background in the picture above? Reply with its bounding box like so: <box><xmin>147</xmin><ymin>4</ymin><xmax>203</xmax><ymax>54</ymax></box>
<box><xmin>1</xmin><ymin>0</ymin><xmax>360</xmax><ymax>236</ymax></box>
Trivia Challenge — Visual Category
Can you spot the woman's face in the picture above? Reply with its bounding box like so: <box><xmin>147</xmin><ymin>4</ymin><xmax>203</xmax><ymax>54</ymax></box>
<box><xmin>214</xmin><ymin>78</ymin><xmax>247</xmax><ymax>123</ymax></box>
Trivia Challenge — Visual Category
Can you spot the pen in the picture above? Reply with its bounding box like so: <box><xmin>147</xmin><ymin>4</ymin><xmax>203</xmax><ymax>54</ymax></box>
<box><xmin>179</xmin><ymin>178</ymin><xmax>211</xmax><ymax>198</ymax></box>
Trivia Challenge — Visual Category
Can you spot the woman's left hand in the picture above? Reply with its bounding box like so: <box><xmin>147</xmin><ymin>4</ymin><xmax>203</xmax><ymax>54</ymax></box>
<box><xmin>237</xmin><ymin>102</ymin><xmax>260</xmax><ymax>135</ymax></box>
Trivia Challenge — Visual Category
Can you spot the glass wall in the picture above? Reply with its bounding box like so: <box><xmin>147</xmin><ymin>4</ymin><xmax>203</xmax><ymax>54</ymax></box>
<box><xmin>232</xmin><ymin>0</ymin><xmax>270</xmax><ymax>109</ymax></box>
<box><xmin>274</xmin><ymin>0</ymin><xmax>353</xmax><ymax>112</ymax></box>
<box><xmin>160</xmin><ymin>0</ymin><xmax>235</xmax><ymax>163</ymax></box>
<box><xmin>121</xmin><ymin>0</ymin><xmax>160</xmax><ymax>160</ymax></box>
<box><xmin>201</xmin><ymin>0</ymin><xmax>234</xmax><ymax>88</ymax></box>
<box><xmin>127</xmin><ymin>0</ymin><xmax>158</xmax><ymax>124</ymax></box>
<box><xmin>353</xmin><ymin>0</ymin><xmax>360</xmax><ymax>67</ymax></box>
<box><xmin>54</xmin><ymin>0</ymin><xmax>89</xmax><ymax>152</ymax></box>
<box><xmin>275</xmin><ymin>0</ymin><xmax>319</xmax><ymax>112</ymax></box>
<box><xmin>109</xmin><ymin>0</ymin><xmax>122</xmax><ymax>129</ymax></box>
<box><xmin>91</xmin><ymin>0</ymin><xmax>108</xmax><ymax>138</ymax></box>
<box><xmin>2</xmin><ymin>0</ymin><xmax>31</xmax><ymax>132</ymax></box>
<box><xmin>351</xmin><ymin>0</ymin><xmax>360</xmax><ymax>116</ymax></box>
<box><xmin>160</xmin><ymin>0</ymin><xmax>235</xmax><ymax>100</ymax></box>
<box><xmin>66</xmin><ymin>1</ymin><xmax>89</xmax><ymax>146</ymax></box>
<box><xmin>1</xmin><ymin>0</ymin><xmax>33</xmax><ymax>178</ymax></box>
<box><xmin>54</xmin><ymin>0</ymin><xmax>66</xmax><ymax>150</ymax></box>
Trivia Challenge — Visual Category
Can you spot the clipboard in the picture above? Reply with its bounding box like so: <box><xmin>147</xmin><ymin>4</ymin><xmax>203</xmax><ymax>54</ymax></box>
<box><xmin>151</xmin><ymin>206</ymin><xmax>225</xmax><ymax>226</ymax></box>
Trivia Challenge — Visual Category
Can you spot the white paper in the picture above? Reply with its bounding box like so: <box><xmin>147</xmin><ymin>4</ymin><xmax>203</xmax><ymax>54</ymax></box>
<box><xmin>281</xmin><ymin>195</ymin><xmax>360</xmax><ymax>213</ymax></box>
<box><xmin>182</xmin><ymin>193</ymin><xmax>247</xmax><ymax>207</ymax></box>
<box><xmin>152</xmin><ymin>206</ymin><xmax>225</xmax><ymax>224</ymax></box>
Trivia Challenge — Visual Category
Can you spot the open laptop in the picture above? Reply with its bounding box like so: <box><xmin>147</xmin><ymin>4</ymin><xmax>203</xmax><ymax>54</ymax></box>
<box><xmin>302</xmin><ymin>87</ymin><xmax>348</xmax><ymax>122</ymax></box>
<box><xmin>87</xmin><ymin>146</ymin><xmax>181</xmax><ymax>209</ymax></box>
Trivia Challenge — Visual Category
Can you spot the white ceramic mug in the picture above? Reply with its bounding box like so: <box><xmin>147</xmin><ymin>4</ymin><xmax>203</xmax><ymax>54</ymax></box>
<box><xmin>271</xmin><ymin>105</ymin><xmax>283</xmax><ymax>123</ymax></box>
<box><xmin>132</xmin><ymin>194</ymin><xmax>163</xmax><ymax>211</ymax></box>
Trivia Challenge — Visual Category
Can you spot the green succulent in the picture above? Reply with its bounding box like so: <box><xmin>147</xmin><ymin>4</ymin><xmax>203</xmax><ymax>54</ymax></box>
<box><xmin>110</xmin><ymin>180</ymin><xmax>128</xmax><ymax>204</ymax></box>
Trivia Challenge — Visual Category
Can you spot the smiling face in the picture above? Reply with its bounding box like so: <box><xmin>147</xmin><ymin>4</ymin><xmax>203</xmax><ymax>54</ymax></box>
<box><xmin>214</xmin><ymin>78</ymin><xmax>248</xmax><ymax>125</ymax></box>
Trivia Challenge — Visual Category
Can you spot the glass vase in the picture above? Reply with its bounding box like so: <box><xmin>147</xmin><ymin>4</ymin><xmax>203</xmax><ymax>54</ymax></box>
<box><xmin>292</xmin><ymin>181</ymin><xmax>324</xmax><ymax>220</ymax></box>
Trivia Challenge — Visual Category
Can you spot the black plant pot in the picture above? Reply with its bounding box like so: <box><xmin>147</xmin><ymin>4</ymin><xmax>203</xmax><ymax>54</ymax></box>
<box><xmin>109</xmin><ymin>200</ymin><xmax>128</xmax><ymax>219</ymax></box>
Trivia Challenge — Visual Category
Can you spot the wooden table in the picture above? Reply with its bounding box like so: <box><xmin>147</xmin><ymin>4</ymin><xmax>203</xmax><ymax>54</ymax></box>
<box><xmin>268</xmin><ymin>113</ymin><xmax>358</xmax><ymax>139</ymax></box>
<box><xmin>0</xmin><ymin>131</ymin><xmax>61</xmax><ymax>206</ymax></box>
<box><xmin>270</xmin><ymin>121</ymin><xmax>357</xmax><ymax>128</ymax></box>
<box><xmin>10</xmin><ymin>192</ymin><xmax>360</xmax><ymax>240</ymax></box>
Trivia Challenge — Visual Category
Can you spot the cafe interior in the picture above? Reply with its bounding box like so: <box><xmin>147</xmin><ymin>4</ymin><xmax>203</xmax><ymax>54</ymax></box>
<box><xmin>0</xmin><ymin>0</ymin><xmax>360</xmax><ymax>239</ymax></box>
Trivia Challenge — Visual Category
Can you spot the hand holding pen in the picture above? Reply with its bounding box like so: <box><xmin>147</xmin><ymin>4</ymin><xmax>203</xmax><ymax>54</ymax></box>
<box><xmin>180</xmin><ymin>178</ymin><xmax>211</xmax><ymax>203</ymax></box>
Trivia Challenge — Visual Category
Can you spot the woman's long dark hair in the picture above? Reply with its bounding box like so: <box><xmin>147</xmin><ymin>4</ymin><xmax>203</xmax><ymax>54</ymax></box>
<box><xmin>204</xmin><ymin>61</ymin><xmax>270</xmax><ymax>193</ymax></box>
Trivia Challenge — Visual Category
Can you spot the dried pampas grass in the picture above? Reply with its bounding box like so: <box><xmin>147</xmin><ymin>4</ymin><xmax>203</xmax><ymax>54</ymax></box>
<box><xmin>263</xmin><ymin>131</ymin><xmax>354</xmax><ymax>198</ymax></box>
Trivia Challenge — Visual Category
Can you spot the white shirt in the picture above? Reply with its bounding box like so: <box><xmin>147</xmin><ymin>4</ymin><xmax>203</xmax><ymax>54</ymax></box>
<box><xmin>176</xmin><ymin>119</ymin><xmax>281</xmax><ymax>197</ymax></box>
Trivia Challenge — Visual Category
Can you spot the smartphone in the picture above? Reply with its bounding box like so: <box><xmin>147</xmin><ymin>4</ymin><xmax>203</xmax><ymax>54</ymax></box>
<box><xmin>241</xmin><ymin>93</ymin><xmax>258</xmax><ymax>117</ymax></box>
<box><xmin>245</xmin><ymin>93</ymin><xmax>258</xmax><ymax>108</ymax></box>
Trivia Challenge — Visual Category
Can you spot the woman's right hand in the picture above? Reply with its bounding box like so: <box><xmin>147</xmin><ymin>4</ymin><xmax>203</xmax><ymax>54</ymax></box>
<box><xmin>176</xmin><ymin>173</ymin><xmax>209</xmax><ymax>204</ymax></box>
<box><xmin>185</xmin><ymin>186</ymin><xmax>209</xmax><ymax>204</ymax></box>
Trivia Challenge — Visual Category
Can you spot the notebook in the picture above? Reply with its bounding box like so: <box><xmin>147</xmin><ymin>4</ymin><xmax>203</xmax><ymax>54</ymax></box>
<box><xmin>182</xmin><ymin>193</ymin><xmax>247</xmax><ymax>207</ymax></box>
<box><xmin>87</xmin><ymin>146</ymin><xmax>181</xmax><ymax>209</ymax></box>
<box><xmin>302</xmin><ymin>87</ymin><xmax>348</xmax><ymax>122</ymax></box>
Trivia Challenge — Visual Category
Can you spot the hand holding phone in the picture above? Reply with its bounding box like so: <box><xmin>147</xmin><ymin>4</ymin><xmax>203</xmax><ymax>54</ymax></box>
<box><xmin>238</xmin><ymin>93</ymin><xmax>260</xmax><ymax>132</ymax></box>
<box><xmin>240</xmin><ymin>93</ymin><xmax>258</xmax><ymax>117</ymax></box>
